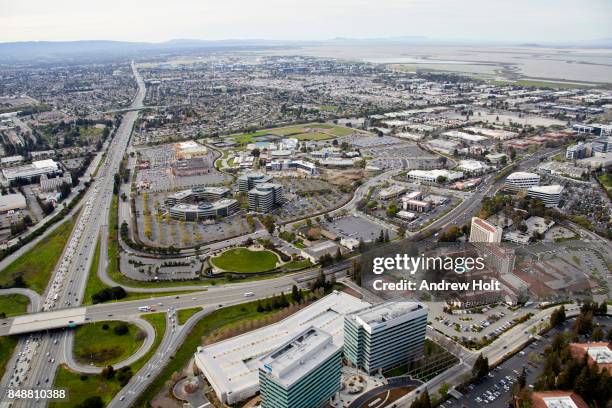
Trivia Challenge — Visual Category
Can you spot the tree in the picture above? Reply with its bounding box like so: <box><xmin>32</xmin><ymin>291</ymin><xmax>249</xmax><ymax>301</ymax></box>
<box><xmin>591</xmin><ymin>326</ymin><xmax>604</xmax><ymax>341</ymax></box>
<box><xmin>76</xmin><ymin>396</ymin><xmax>104</xmax><ymax>408</ymax></box>
<box><xmin>101</xmin><ymin>365</ymin><xmax>115</xmax><ymax>379</ymax></box>
<box><xmin>573</xmin><ymin>311</ymin><xmax>593</xmax><ymax>336</ymax></box>
<box><xmin>113</xmin><ymin>322</ymin><xmax>129</xmax><ymax>336</ymax></box>
<box><xmin>436</xmin><ymin>175</ymin><xmax>447</xmax><ymax>184</ymax></box>
<box><xmin>549</xmin><ymin>305</ymin><xmax>566</xmax><ymax>327</ymax></box>
<box><xmin>291</xmin><ymin>285</ymin><xmax>302</xmax><ymax>303</ymax></box>
<box><xmin>472</xmin><ymin>354</ymin><xmax>489</xmax><ymax>380</ymax></box>
<box><xmin>251</xmin><ymin>148</ymin><xmax>261</xmax><ymax>157</ymax></box>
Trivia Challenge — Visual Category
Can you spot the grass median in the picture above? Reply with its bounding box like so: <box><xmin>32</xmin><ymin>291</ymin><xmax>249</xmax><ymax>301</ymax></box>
<box><xmin>73</xmin><ymin>321</ymin><xmax>146</xmax><ymax>367</ymax></box>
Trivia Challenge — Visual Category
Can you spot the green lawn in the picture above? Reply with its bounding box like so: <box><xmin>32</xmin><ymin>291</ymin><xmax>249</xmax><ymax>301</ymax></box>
<box><xmin>210</xmin><ymin>247</ymin><xmax>279</xmax><ymax>273</ymax></box>
<box><xmin>0</xmin><ymin>216</ymin><xmax>77</xmax><ymax>293</ymax></box>
<box><xmin>0</xmin><ymin>294</ymin><xmax>30</xmax><ymax>317</ymax></box>
<box><xmin>177</xmin><ymin>307</ymin><xmax>202</xmax><ymax>325</ymax></box>
<box><xmin>73</xmin><ymin>321</ymin><xmax>145</xmax><ymax>367</ymax></box>
<box><xmin>51</xmin><ymin>313</ymin><xmax>167</xmax><ymax>408</ymax></box>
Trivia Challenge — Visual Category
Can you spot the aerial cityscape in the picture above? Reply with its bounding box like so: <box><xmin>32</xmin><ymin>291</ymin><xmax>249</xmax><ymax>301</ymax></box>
<box><xmin>0</xmin><ymin>1</ymin><xmax>611</xmax><ymax>408</ymax></box>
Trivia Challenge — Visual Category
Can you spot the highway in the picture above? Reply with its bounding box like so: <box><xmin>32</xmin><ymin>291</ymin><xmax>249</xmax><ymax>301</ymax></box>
<box><xmin>0</xmin><ymin>61</ymin><xmax>146</xmax><ymax>407</ymax></box>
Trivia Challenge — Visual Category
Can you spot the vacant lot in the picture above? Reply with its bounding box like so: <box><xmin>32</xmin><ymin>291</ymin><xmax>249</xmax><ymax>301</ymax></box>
<box><xmin>210</xmin><ymin>247</ymin><xmax>279</xmax><ymax>273</ymax></box>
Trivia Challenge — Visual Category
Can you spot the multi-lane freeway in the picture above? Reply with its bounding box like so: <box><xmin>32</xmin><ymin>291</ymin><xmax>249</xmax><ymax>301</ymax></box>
<box><xmin>0</xmin><ymin>61</ymin><xmax>146</xmax><ymax>406</ymax></box>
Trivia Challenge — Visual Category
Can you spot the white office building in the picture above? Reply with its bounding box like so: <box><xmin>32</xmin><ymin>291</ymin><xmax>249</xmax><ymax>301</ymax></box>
<box><xmin>527</xmin><ymin>185</ymin><xmax>563</xmax><ymax>207</ymax></box>
<box><xmin>344</xmin><ymin>302</ymin><xmax>428</xmax><ymax>373</ymax></box>
<box><xmin>258</xmin><ymin>327</ymin><xmax>341</xmax><ymax>408</ymax></box>
<box><xmin>505</xmin><ymin>172</ymin><xmax>540</xmax><ymax>190</ymax></box>
<box><xmin>194</xmin><ymin>291</ymin><xmax>371</xmax><ymax>405</ymax></box>
<box><xmin>407</xmin><ymin>169</ymin><xmax>463</xmax><ymax>184</ymax></box>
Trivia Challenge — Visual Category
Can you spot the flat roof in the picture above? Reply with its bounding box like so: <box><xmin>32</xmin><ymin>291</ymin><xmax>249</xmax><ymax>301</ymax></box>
<box><xmin>9</xmin><ymin>307</ymin><xmax>86</xmax><ymax>335</ymax></box>
<box><xmin>194</xmin><ymin>291</ymin><xmax>370</xmax><ymax>403</ymax></box>
<box><xmin>259</xmin><ymin>327</ymin><xmax>338</xmax><ymax>388</ymax></box>
<box><xmin>347</xmin><ymin>302</ymin><xmax>427</xmax><ymax>334</ymax></box>
<box><xmin>528</xmin><ymin>185</ymin><xmax>563</xmax><ymax>194</ymax></box>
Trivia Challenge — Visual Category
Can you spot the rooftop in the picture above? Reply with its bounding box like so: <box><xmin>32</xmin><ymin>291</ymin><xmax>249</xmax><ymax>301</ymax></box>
<box><xmin>347</xmin><ymin>302</ymin><xmax>427</xmax><ymax>334</ymax></box>
<box><xmin>259</xmin><ymin>327</ymin><xmax>339</xmax><ymax>388</ymax></box>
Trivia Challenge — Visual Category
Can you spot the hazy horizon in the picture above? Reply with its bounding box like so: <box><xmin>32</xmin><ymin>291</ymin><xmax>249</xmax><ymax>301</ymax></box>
<box><xmin>3</xmin><ymin>0</ymin><xmax>612</xmax><ymax>44</ymax></box>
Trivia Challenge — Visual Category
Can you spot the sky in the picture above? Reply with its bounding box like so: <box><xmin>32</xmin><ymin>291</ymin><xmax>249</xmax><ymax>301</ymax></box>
<box><xmin>1</xmin><ymin>0</ymin><xmax>611</xmax><ymax>43</ymax></box>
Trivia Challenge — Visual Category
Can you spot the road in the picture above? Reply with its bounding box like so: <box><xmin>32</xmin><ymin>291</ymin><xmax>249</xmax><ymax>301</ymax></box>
<box><xmin>393</xmin><ymin>304</ymin><xmax>586</xmax><ymax>407</ymax></box>
<box><xmin>0</xmin><ymin>61</ymin><xmax>147</xmax><ymax>407</ymax></box>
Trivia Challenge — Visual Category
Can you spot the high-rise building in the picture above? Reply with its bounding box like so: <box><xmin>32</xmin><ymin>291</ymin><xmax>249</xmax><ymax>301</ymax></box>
<box><xmin>237</xmin><ymin>172</ymin><xmax>273</xmax><ymax>193</ymax></box>
<box><xmin>248</xmin><ymin>183</ymin><xmax>283</xmax><ymax>212</ymax></box>
<box><xmin>469</xmin><ymin>217</ymin><xmax>502</xmax><ymax>243</ymax></box>
<box><xmin>344</xmin><ymin>302</ymin><xmax>428</xmax><ymax>373</ymax></box>
<box><xmin>259</xmin><ymin>327</ymin><xmax>342</xmax><ymax>408</ymax></box>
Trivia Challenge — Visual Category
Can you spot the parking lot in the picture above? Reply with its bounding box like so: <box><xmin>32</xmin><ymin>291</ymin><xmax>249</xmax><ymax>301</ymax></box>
<box><xmin>134</xmin><ymin>191</ymin><xmax>253</xmax><ymax>248</ymax></box>
<box><xmin>442</xmin><ymin>315</ymin><xmax>612</xmax><ymax>408</ymax></box>
<box><xmin>363</xmin><ymin>144</ymin><xmax>438</xmax><ymax>170</ymax></box>
<box><xmin>322</xmin><ymin>215</ymin><xmax>397</xmax><ymax>242</ymax></box>
<box><xmin>135</xmin><ymin>144</ymin><xmax>230</xmax><ymax>191</ymax></box>
<box><xmin>429</xmin><ymin>302</ymin><xmax>539</xmax><ymax>344</ymax></box>
<box><xmin>276</xmin><ymin>178</ymin><xmax>351</xmax><ymax>223</ymax></box>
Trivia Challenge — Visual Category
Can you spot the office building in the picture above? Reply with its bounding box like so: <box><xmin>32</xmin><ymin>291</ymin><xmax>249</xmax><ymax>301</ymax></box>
<box><xmin>407</xmin><ymin>169</ymin><xmax>463</xmax><ymax>184</ymax></box>
<box><xmin>194</xmin><ymin>291</ymin><xmax>370</xmax><ymax>405</ymax></box>
<box><xmin>238</xmin><ymin>172</ymin><xmax>273</xmax><ymax>193</ymax></box>
<box><xmin>266</xmin><ymin>159</ymin><xmax>318</xmax><ymax>176</ymax></box>
<box><xmin>403</xmin><ymin>199</ymin><xmax>431</xmax><ymax>213</ymax></box>
<box><xmin>2</xmin><ymin>159</ymin><xmax>60</xmax><ymax>183</ymax></box>
<box><xmin>248</xmin><ymin>183</ymin><xmax>283</xmax><ymax>212</ymax></box>
<box><xmin>566</xmin><ymin>142</ymin><xmax>587</xmax><ymax>160</ymax></box>
<box><xmin>504</xmin><ymin>172</ymin><xmax>540</xmax><ymax>190</ymax></box>
<box><xmin>259</xmin><ymin>327</ymin><xmax>341</xmax><ymax>408</ymax></box>
<box><xmin>527</xmin><ymin>185</ymin><xmax>563</xmax><ymax>207</ymax></box>
<box><xmin>592</xmin><ymin>136</ymin><xmax>612</xmax><ymax>154</ymax></box>
<box><xmin>457</xmin><ymin>160</ymin><xmax>489</xmax><ymax>175</ymax></box>
<box><xmin>469</xmin><ymin>217</ymin><xmax>502</xmax><ymax>243</ymax></box>
<box><xmin>344</xmin><ymin>302</ymin><xmax>428</xmax><ymax>373</ymax></box>
<box><xmin>165</xmin><ymin>186</ymin><xmax>229</xmax><ymax>206</ymax></box>
<box><xmin>168</xmin><ymin>199</ymin><xmax>238</xmax><ymax>221</ymax></box>
<box><xmin>39</xmin><ymin>173</ymin><xmax>73</xmax><ymax>193</ymax></box>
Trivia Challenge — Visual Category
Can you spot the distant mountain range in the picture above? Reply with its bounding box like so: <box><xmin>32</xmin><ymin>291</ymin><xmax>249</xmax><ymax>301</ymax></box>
<box><xmin>1</xmin><ymin>36</ymin><xmax>610</xmax><ymax>62</ymax></box>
